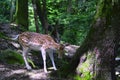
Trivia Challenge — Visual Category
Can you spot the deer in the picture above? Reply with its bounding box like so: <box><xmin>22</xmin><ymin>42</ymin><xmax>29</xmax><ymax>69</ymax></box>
<box><xmin>16</xmin><ymin>32</ymin><xmax>64</xmax><ymax>73</ymax></box>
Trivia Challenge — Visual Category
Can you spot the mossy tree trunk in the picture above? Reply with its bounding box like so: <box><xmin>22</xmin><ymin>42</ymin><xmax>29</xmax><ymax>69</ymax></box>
<box><xmin>14</xmin><ymin>0</ymin><xmax>28</xmax><ymax>30</ymax></box>
<box><xmin>60</xmin><ymin>0</ymin><xmax>120</xmax><ymax>80</ymax></box>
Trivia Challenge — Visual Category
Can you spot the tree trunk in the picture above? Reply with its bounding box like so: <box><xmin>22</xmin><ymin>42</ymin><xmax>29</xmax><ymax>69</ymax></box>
<box><xmin>31</xmin><ymin>0</ymin><xmax>40</xmax><ymax>33</ymax></box>
<box><xmin>92</xmin><ymin>18</ymin><xmax>115</xmax><ymax>80</ymax></box>
<box><xmin>112</xmin><ymin>0</ymin><xmax>120</xmax><ymax>57</ymax></box>
<box><xmin>10</xmin><ymin>0</ymin><xmax>15</xmax><ymax>22</ymax></box>
<box><xmin>59</xmin><ymin>0</ymin><xmax>118</xmax><ymax>80</ymax></box>
<box><xmin>112</xmin><ymin>1</ymin><xmax>120</xmax><ymax>79</ymax></box>
<box><xmin>35</xmin><ymin>0</ymin><xmax>49</xmax><ymax>34</ymax></box>
<box><xmin>14</xmin><ymin>0</ymin><xmax>28</xmax><ymax>30</ymax></box>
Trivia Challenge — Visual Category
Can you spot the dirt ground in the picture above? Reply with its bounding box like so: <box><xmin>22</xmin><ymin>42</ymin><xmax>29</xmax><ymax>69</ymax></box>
<box><xmin>0</xmin><ymin>63</ymin><xmax>68</xmax><ymax>80</ymax></box>
<box><xmin>0</xmin><ymin>64</ymin><xmax>46</xmax><ymax>80</ymax></box>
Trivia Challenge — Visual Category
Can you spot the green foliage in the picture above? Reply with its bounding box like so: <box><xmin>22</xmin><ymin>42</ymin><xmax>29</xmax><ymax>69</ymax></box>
<box><xmin>0</xmin><ymin>32</ymin><xmax>11</xmax><ymax>40</ymax></box>
<box><xmin>28</xmin><ymin>3</ymin><xmax>36</xmax><ymax>32</ymax></box>
<box><xmin>0</xmin><ymin>49</ymin><xmax>24</xmax><ymax>65</ymax></box>
<box><xmin>0</xmin><ymin>32</ymin><xmax>6</xmax><ymax>38</ymax></box>
<box><xmin>0</xmin><ymin>32</ymin><xmax>14</xmax><ymax>41</ymax></box>
<box><xmin>0</xmin><ymin>0</ymin><xmax>11</xmax><ymax>22</ymax></box>
<box><xmin>0</xmin><ymin>0</ymin><xmax>98</xmax><ymax>45</ymax></box>
<box><xmin>28</xmin><ymin>2</ymin><xmax>42</xmax><ymax>32</ymax></box>
<box><xmin>47</xmin><ymin>0</ymin><xmax>97</xmax><ymax>45</ymax></box>
<box><xmin>27</xmin><ymin>58</ymin><xmax>36</xmax><ymax>68</ymax></box>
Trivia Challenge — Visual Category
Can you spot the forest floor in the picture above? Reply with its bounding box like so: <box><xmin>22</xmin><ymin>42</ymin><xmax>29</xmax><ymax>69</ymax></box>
<box><xmin>0</xmin><ymin>62</ymin><xmax>69</xmax><ymax>80</ymax></box>
<box><xmin>0</xmin><ymin>23</ymin><xmax>69</xmax><ymax>80</ymax></box>
<box><xmin>0</xmin><ymin>64</ymin><xmax>49</xmax><ymax>80</ymax></box>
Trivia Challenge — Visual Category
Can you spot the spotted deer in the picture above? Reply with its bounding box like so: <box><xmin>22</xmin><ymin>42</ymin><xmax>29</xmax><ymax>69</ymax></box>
<box><xmin>18</xmin><ymin>32</ymin><xmax>64</xmax><ymax>73</ymax></box>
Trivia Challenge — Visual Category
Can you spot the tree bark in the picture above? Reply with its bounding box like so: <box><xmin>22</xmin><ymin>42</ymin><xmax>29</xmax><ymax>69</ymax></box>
<box><xmin>31</xmin><ymin>0</ymin><xmax>40</xmax><ymax>33</ymax></box>
<box><xmin>14</xmin><ymin>0</ymin><xmax>28</xmax><ymax>30</ymax></box>
<box><xmin>59</xmin><ymin>0</ymin><xmax>118</xmax><ymax>80</ymax></box>
<box><xmin>111</xmin><ymin>1</ymin><xmax>120</xmax><ymax>79</ymax></box>
<box><xmin>10</xmin><ymin>0</ymin><xmax>15</xmax><ymax>22</ymax></box>
<box><xmin>35</xmin><ymin>0</ymin><xmax>49</xmax><ymax>34</ymax></box>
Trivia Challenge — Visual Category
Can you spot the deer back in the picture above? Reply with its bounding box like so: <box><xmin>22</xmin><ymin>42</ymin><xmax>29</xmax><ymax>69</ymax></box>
<box><xmin>18</xmin><ymin>32</ymin><xmax>61</xmax><ymax>51</ymax></box>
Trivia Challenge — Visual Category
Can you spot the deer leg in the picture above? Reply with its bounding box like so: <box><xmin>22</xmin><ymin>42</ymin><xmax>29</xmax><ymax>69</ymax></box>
<box><xmin>41</xmin><ymin>48</ymin><xmax>47</xmax><ymax>73</ymax></box>
<box><xmin>22</xmin><ymin>47</ymin><xmax>31</xmax><ymax>70</ymax></box>
<box><xmin>48</xmin><ymin>50</ymin><xmax>57</xmax><ymax>70</ymax></box>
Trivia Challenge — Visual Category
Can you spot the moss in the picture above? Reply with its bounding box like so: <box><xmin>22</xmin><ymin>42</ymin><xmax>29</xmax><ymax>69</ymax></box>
<box><xmin>76</xmin><ymin>52</ymin><xmax>94</xmax><ymax>80</ymax></box>
<box><xmin>94</xmin><ymin>0</ymin><xmax>112</xmax><ymax>25</ymax></box>
<box><xmin>0</xmin><ymin>49</ymin><xmax>24</xmax><ymax>65</ymax></box>
<box><xmin>0</xmin><ymin>49</ymin><xmax>36</xmax><ymax>68</ymax></box>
